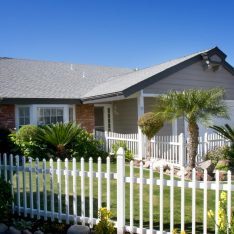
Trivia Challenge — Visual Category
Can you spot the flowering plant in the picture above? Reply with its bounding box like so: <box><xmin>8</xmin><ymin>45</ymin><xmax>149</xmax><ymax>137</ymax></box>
<box><xmin>172</xmin><ymin>229</ymin><xmax>186</xmax><ymax>234</ymax></box>
<box><xmin>95</xmin><ymin>207</ymin><xmax>115</xmax><ymax>234</ymax></box>
<box><xmin>208</xmin><ymin>191</ymin><xmax>234</xmax><ymax>233</ymax></box>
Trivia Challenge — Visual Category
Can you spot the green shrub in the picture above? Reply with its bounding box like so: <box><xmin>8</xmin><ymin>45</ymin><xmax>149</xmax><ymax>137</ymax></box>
<box><xmin>112</xmin><ymin>141</ymin><xmax>133</xmax><ymax>162</ymax></box>
<box><xmin>10</xmin><ymin>125</ymin><xmax>46</xmax><ymax>159</ymax></box>
<box><xmin>0</xmin><ymin>177</ymin><xmax>13</xmax><ymax>222</ymax></box>
<box><xmin>205</xmin><ymin>145</ymin><xmax>234</xmax><ymax>167</ymax></box>
<box><xmin>70</xmin><ymin>128</ymin><xmax>108</xmax><ymax>161</ymax></box>
<box><xmin>95</xmin><ymin>207</ymin><xmax>115</xmax><ymax>234</ymax></box>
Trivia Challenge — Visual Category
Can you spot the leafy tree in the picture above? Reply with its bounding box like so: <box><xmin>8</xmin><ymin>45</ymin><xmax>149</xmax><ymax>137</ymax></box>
<box><xmin>138</xmin><ymin>112</ymin><xmax>164</xmax><ymax>158</ymax></box>
<box><xmin>154</xmin><ymin>88</ymin><xmax>228</xmax><ymax>168</ymax></box>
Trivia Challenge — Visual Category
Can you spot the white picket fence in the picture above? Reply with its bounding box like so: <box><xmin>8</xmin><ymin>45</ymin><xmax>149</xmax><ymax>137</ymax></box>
<box><xmin>95</xmin><ymin>131</ymin><xmax>230</xmax><ymax>166</ymax></box>
<box><xmin>0</xmin><ymin>151</ymin><xmax>234</xmax><ymax>234</ymax></box>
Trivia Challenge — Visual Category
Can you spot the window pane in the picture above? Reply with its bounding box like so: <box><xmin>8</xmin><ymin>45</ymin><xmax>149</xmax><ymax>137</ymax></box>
<box><xmin>51</xmin><ymin>109</ymin><xmax>56</xmax><ymax>116</ymax></box>
<box><xmin>57</xmin><ymin>108</ymin><xmax>63</xmax><ymax>116</ymax></box>
<box><xmin>57</xmin><ymin>116</ymin><xmax>63</xmax><ymax>123</ymax></box>
<box><xmin>18</xmin><ymin>107</ymin><xmax>30</xmax><ymax>127</ymax></box>
<box><xmin>44</xmin><ymin>108</ymin><xmax>50</xmax><ymax>116</ymax></box>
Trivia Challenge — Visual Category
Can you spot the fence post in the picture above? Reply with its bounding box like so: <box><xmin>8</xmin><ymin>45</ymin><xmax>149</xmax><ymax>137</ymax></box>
<box><xmin>117</xmin><ymin>147</ymin><xmax>125</xmax><ymax>234</ymax></box>
<box><xmin>179</xmin><ymin>133</ymin><xmax>185</xmax><ymax>166</ymax></box>
<box><xmin>104</xmin><ymin>131</ymin><xmax>109</xmax><ymax>152</ymax></box>
<box><xmin>203</xmin><ymin>132</ymin><xmax>208</xmax><ymax>156</ymax></box>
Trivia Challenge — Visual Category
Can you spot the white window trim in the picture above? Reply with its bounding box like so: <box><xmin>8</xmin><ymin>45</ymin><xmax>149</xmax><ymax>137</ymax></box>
<box><xmin>15</xmin><ymin>104</ymin><xmax>75</xmax><ymax>129</ymax></box>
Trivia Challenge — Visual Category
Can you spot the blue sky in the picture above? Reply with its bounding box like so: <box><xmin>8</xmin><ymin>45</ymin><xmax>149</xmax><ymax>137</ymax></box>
<box><xmin>0</xmin><ymin>0</ymin><xmax>234</xmax><ymax>68</ymax></box>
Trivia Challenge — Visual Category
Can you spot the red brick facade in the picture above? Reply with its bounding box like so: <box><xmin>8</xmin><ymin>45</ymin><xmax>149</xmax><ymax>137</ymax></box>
<box><xmin>76</xmin><ymin>104</ymin><xmax>95</xmax><ymax>133</ymax></box>
<box><xmin>0</xmin><ymin>104</ymin><xmax>15</xmax><ymax>129</ymax></box>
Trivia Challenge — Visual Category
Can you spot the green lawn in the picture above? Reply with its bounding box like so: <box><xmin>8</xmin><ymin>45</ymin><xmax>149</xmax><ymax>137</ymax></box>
<box><xmin>11</xmin><ymin>161</ymin><xmax>232</xmax><ymax>233</ymax></box>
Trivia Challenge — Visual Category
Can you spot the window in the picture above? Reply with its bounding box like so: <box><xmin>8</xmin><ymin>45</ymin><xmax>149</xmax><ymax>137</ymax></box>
<box><xmin>18</xmin><ymin>106</ymin><xmax>30</xmax><ymax>128</ymax></box>
<box><xmin>37</xmin><ymin>107</ymin><xmax>64</xmax><ymax>125</ymax></box>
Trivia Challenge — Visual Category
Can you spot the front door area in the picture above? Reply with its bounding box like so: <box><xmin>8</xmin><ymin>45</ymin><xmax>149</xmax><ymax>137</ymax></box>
<box><xmin>94</xmin><ymin>104</ymin><xmax>113</xmax><ymax>132</ymax></box>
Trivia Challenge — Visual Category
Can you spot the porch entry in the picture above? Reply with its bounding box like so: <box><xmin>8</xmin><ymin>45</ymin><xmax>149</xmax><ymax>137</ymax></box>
<box><xmin>94</xmin><ymin>104</ymin><xmax>113</xmax><ymax>132</ymax></box>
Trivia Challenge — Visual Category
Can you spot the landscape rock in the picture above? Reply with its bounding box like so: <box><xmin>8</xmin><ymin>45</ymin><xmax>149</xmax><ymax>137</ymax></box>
<box><xmin>0</xmin><ymin>223</ymin><xmax>8</xmax><ymax>233</ymax></box>
<box><xmin>23</xmin><ymin>230</ymin><xmax>33</xmax><ymax>234</ymax></box>
<box><xmin>133</xmin><ymin>160</ymin><xmax>142</xmax><ymax>167</ymax></box>
<box><xmin>143</xmin><ymin>160</ymin><xmax>151</xmax><ymax>168</ymax></box>
<box><xmin>8</xmin><ymin>226</ymin><xmax>21</xmax><ymax>234</ymax></box>
<box><xmin>34</xmin><ymin>231</ymin><xmax>44</xmax><ymax>234</ymax></box>
<box><xmin>198</xmin><ymin>160</ymin><xmax>215</xmax><ymax>174</ymax></box>
<box><xmin>67</xmin><ymin>224</ymin><xmax>90</xmax><ymax>234</ymax></box>
<box><xmin>152</xmin><ymin>159</ymin><xmax>169</xmax><ymax>171</ymax></box>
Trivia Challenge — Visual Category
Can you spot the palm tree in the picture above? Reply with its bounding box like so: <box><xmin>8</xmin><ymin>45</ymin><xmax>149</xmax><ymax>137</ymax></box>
<box><xmin>155</xmin><ymin>88</ymin><xmax>228</xmax><ymax>168</ymax></box>
<box><xmin>36</xmin><ymin>122</ymin><xmax>81</xmax><ymax>159</ymax></box>
<box><xmin>210</xmin><ymin>124</ymin><xmax>234</xmax><ymax>148</ymax></box>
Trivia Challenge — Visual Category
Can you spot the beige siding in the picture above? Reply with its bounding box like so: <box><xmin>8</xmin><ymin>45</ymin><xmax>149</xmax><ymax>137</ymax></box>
<box><xmin>113</xmin><ymin>97</ymin><xmax>173</xmax><ymax>135</ymax></box>
<box><xmin>113</xmin><ymin>98</ymin><xmax>138</xmax><ymax>133</ymax></box>
<box><xmin>144</xmin><ymin>62</ymin><xmax>234</xmax><ymax>99</ymax></box>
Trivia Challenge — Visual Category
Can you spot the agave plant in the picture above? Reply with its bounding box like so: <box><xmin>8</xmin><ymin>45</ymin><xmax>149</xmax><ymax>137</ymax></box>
<box><xmin>36</xmin><ymin>122</ymin><xmax>81</xmax><ymax>159</ymax></box>
<box><xmin>210</xmin><ymin>124</ymin><xmax>234</xmax><ymax>147</ymax></box>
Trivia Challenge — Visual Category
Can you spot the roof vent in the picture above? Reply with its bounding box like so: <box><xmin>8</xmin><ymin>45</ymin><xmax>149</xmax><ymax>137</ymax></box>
<box><xmin>82</xmin><ymin>72</ymin><xmax>85</xmax><ymax>78</ymax></box>
<box><xmin>134</xmin><ymin>68</ymin><xmax>139</xmax><ymax>71</ymax></box>
<box><xmin>70</xmin><ymin>64</ymin><xmax>73</xmax><ymax>71</ymax></box>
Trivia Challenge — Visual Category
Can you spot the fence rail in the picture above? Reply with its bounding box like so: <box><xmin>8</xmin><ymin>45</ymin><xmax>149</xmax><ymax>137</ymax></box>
<box><xmin>95</xmin><ymin>131</ymin><xmax>230</xmax><ymax>166</ymax></box>
<box><xmin>0</xmin><ymin>151</ymin><xmax>233</xmax><ymax>234</ymax></box>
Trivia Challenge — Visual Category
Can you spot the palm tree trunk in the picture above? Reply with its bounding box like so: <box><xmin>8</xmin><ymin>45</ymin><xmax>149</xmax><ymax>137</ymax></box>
<box><xmin>188</xmin><ymin>121</ymin><xmax>199</xmax><ymax>168</ymax></box>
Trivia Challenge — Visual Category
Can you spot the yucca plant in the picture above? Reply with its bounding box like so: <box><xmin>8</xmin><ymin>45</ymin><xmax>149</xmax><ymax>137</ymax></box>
<box><xmin>154</xmin><ymin>88</ymin><xmax>228</xmax><ymax>168</ymax></box>
<box><xmin>36</xmin><ymin>122</ymin><xmax>81</xmax><ymax>159</ymax></box>
<box><xmin>210</xmin><ymin>124</ymin><xmax>234</xmax><ymax>145</ymax></box>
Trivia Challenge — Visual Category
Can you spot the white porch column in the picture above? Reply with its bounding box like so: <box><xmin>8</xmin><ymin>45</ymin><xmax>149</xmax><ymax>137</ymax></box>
<box><xmin>137</xmin><ymin>90</ymin><xmax>145</xmax><ymax>160</ymax></box>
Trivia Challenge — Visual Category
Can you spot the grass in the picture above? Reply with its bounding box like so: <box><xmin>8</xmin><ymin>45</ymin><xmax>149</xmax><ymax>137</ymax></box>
<box><xmin>10</xmin><ymin>160</ymin><xmax>234</xmax><ymax>233</ymax></box>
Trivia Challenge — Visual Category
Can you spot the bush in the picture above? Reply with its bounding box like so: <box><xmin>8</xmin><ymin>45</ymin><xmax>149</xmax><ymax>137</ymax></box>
<box><xmin>205</xmin><ymin>145</ymin><xmax>234</xmax><ymax>168</ymax></box>
<box><xmin>70</xmin><ymin>128</ymin><xmax>108</xmax><ymax>161</ymax></box>
<box><xmin>112</xmin><ymin>141</ymin><xmax>133</xmax><ymax>162</ymax></box>
<box><xmin>0</xmin><ymin>177</ymin><xmax>13</xmax><ymax>222</ymax></box>
<box><xmin>10</xmin><ymin>125</ymin><xmax>46</xmax><ymax>159</ymax></box>
<box><xmin>10</xmin><ymin>123</ymin><xmax>108</xmax><ymax>161</ymax></box>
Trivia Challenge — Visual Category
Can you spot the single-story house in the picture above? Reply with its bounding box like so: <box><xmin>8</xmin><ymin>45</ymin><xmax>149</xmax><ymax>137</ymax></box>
<box><xmin>1</xmin><ymin>46</ymin><xmax>234</xmax><ymax>157</ymax></box>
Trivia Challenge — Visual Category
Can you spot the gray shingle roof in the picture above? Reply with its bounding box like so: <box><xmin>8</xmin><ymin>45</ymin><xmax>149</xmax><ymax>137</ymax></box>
<box><xmin>0</xmin><ymin>58</ymin><xmax>132</xmax><ymax>100</ymax></box>
<box><xmin>82</xmin><ymin>48</ymin><xmax>213</xmax><ymax>99</ymax></box>
<box><xmin>1</xmin><ymin>47</ymin><xmax>232</xmax><ymax>103</ymax></box>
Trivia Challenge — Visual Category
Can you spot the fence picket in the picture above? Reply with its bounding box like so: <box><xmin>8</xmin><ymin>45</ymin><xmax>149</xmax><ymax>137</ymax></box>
<box><xmin>192</xmin><ymin>168</ymin><xmax>196</xmax><ymax>234</ymax></box>
<box><xmin>149</xmin><ymin>161</ymin><xmax>153</xmax><ymax>232</ymax></box>
<box><xmin>22</xmin><ymin>156</ymin><xmax>27</xmax><ymax>217</ymax></box>
<box><xmin>170</xmin><ymin>165</ymin><xmax>174</xmax><ymax>233</ymax></box>
<box><xmin>215</xmin><ymin>170</ymin><xmax>220</xmax><ymax>234</ymax></box>
<box><xmin>72</xmin><ymin>158</ymin><xmax>77</xmax><ymax>224</ymax></box>
<box><xmin>130</xmin><ymin>160</ymin><xmax>134</xmax><ymax>233</ymax></box>
<box><xmin>36</xmin><ymin>158</ymin><xmax>40</xmax><ymax>219</ymax></box>
<box><xmin>227</xmin><ymin>171</ymin><xmax>232</xmax><ymax>228</ymax></box>
<box><xmin>57</xmin><ymin>159</ymin><xmax>62</xmax><ymax>222</ymax></box>
<box><xmin>160</xmin><ymin>165</ymin><xmax>164</xmax><ymax>233</ymax></box>
<box><xmin>81</xmin><ymin>157</ymin><xmax>85</xmax><ymax>225</ymax></box>
<box><xmin>65</xmin><ymin>158</ymin><xmax>69</xmax><ymax>224</ymax></box>
<box><xmin>139</xmin><ymin>161</ymin><xmax>143</xmax><ymax>232</ymax></box>
<box><xmin>9</xmin><ymin>154</ymin><xmax>14</xmax><ymax>214</ymax></box>
<box><xmin>50</xmin><ymin>159</ymin><xmax>55</xmax><ymax>221</ymax></box>
<box><xmin>89</xmin><ymin>157</ymin><xmax>93</xmax><ymax>228</ymax></box>
<box><xmin>203</xmin><ymin>170</ymin><xmax>207</xmax><ymax>234</ymax></box>
<box><xmin>43</xmin><ymin>159</ymin><xmax>48</xmax><ymax>221</ymax></box>
<box><xmin>29</xmin><ymin>157</ymin><xmax>33</xmax><ymax>218</ymax></box>
<box><xmin>106</xmin><ymin>156</ymin><xmax>111</xmax><ymax>210</ymax></box>
<box><xmin>181</xmin><ymin>166</ymin><xmax>185</xmax><ymax>232</ymax></box>
<box><xmin>15</xmin><ymin>155</ymin><xmax>20</xmax><ymax>215</ymax></box>
<box><xmin>98</xmin><ymin>157</ymin><xmax>102</xmax><ymax>209</ymax></box>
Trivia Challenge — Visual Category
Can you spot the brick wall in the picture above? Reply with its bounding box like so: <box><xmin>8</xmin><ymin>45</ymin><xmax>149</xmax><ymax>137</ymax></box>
<box><xmin>0</xmin><ymin>104</ymin><xmax>15</xmax><ymax>129</ymax></box>
<box><xmin>76</xmin><ymin>104</ymin><xmax>94</xmax><ymax>133</ymax></box>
